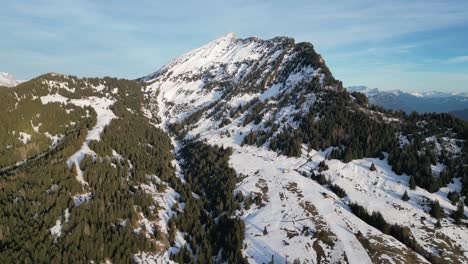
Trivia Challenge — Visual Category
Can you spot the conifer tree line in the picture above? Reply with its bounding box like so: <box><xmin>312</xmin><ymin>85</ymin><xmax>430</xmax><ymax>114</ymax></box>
<box><xmin>349</xmin><ymin>202</ymin><xmax>441</xmax><ymax>262</ymax></box>
<box><xmin>0</xmin><ymin>74</ymin><xmax>251</xmax><ymax>263</ymax></box>
<box><xmin>167</xmin><ymin>140</ymin><xmax>247</xmax><ymax>263</ymax></box>
<box><xmin>0</xmin><ymin>86</ymin><xmax>90</xmax><ymax>167</ymax></box>
<box><xmin>0</xmin><ymin>76</ymin><xmax>177</xmax><ymax>263</ymax></box>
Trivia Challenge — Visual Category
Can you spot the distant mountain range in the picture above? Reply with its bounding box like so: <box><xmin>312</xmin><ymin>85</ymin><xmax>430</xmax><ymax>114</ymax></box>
<box><xmin>347</xmin><ymin>86</ymin><xmax>468</xmax><ymax>117</ymax></box>
<box><xmin>0</xmin><ymin>72</ymin><xmax>24</xmax><ymax>87</ymax></box>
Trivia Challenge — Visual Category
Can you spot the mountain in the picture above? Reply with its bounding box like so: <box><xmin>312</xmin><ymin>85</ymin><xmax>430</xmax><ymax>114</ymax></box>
<box><xmin>0</xmin><ymin>72</ymin><xmax>24</xmax><ymax>87</ymax></box>
<box><xmin>347</xmin><ymin>86</ymin><xmax>468</xmax><ymax>113</ymax></box>
<box><xmin>141</xmin><ymin>33</ymin><xmax>468</xmax><ymax>263</ymax></box>
<box><xmin>0</xmin><ymin>34</ymin><xmax>467</xmax><ymax>264</ymax></box>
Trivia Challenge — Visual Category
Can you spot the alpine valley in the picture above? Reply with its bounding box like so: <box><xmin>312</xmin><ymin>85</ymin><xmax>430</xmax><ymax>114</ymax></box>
<box><xmin>1</xmin><ymin>33</ymin><xmax>467</xmax><ymax>264</ymax></box>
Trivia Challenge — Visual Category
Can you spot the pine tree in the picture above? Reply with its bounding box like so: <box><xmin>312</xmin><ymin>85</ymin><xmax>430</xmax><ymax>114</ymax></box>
<box><xmin>430</xmin><ymin>200</ymin><xmax>443</xmax><ymax>219</ymax></box>
<box><xmin>235</xmin><ymin>191</ymin><xmax>244</xmax><ymax>203</ymax></box>
<box><xmin>451</xmin><ymin>202</ymin><xmax>465</xmax><ymax>225</ymax></box>
<box><xmin>370</xmin><ymin>163</ymin><xmax>377</xmax><ymax>171</ymax></box>
<box><xmin>401</xmin><ymin>191</ymin><xmax>410</xmax><ymax>201</ymax></box>
<box><xmin>263</xmin><ymin>226</ymin><xmax>268</xmax><ymax>235</ymax></box>
<box><xmin>447</xmin><ymin>191</ymin><xmax>460</xmax><ymax>205</ymax></box>
<box><xmin>318</xmin><ymin>160</ymin><xmax>329</xmax><ymax>172</ymax></box>
<box><xmin>244</xmin><ymin>194</ymin><xmax>253</xmax><ymax>210</ymax></box>
<box><xmin>409</xmin><ymin>176</ymin><xmax>416</xmax><ymax>190</ymax></box>
<box><xmin>255</xmin><ymin>195</ymin><xmax>263</xmax><ymax>207</ymax></box>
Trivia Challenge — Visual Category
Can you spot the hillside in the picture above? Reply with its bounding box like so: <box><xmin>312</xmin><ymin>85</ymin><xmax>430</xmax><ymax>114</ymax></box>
<box><xmin>0</xmin><ymin>74</ymin><xmax>179</xmax><ymax>262</ymax></box>
<box><xmin>0</xmin><ymin>34</ymin><xmax>467</xmax><ymax>263</ymax></box>
<box><xmin>142</xmin><ymin>33</ymin><xmax>468</xmax><ymax>263</ymax></box>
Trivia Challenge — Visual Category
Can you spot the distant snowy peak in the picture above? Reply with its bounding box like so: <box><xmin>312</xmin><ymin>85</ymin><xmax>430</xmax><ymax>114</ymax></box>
<box><xmin>418</xmin><ymin>91</ymin><xmax>468</xmax><ymax>98</ymax></box>
<box><xmin>407</xmin><ymin>90</ymin><xmax>468</xmax><ymax>98</ymax></box>
<box><xmin>348</xmin><ymin>86</ymin><xmax>468</xmax><ymax>98</ymax></box>
<box><xmin>346</xmin><ymin>86</ymin><xmax>380</xmax><ymax>97</ymax></box>
<box><xmin>346</xmin><ymin>86</ymin><xmax>468</xmax><ymax>113</ymax></box>
<box><xmin>0</xmin><ymin>72</ymin><xmax>24</xmax><ymax>87</ymax></box>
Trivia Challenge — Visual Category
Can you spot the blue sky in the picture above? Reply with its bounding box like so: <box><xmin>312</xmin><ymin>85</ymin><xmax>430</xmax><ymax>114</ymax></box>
<box><xmin>1</xmin><ymin>0</ymin><xmax>468</xmax><ymax>92</ymax></box>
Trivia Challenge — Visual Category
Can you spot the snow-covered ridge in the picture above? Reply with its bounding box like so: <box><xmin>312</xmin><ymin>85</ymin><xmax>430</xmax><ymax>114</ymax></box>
<box><xmin>0</xmin><ymin>72</ymin><xmax>24</xmax><ymax>87</ymax></box>
<box><xmin>143</xmin><ymin>33</ymin><xmax>267</xmax><ymax>81</ymax></box>
<box><xmin>142</xmin><ymin>32</ymin><xmax>333</xmax><ymax>128</ymax></box>
<box><xmin>142</xmin><ymin>33</ymin><xmax>296</xmax><ymax>88</ymax></box>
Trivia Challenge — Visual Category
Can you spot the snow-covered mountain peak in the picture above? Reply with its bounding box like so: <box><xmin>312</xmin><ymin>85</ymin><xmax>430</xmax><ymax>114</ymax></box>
<box><xmin>143</xmin><ymin>33</ymin><xmax>294</xmax><ymax>82</ymax></box>
<box><xmin>138</xmin><ymin>36</ymin><xmax>468</xmax><ymax>263</ymax></box>
<box><xmin>214</xmin><ymin>31</ymin><xmax>237</xmax><ymax>43</ymax></box>
<box><xmin>346</xmin><ymin>86</ymin><xmax>468</xmax><ymax>113</ymax></box>
<box><xmin>349</xmin><ymin>86</ymin><xmax>468</xmax><ymax>99</ymax></box>
<box><xmin>142</xmin><ymin>34</ymin><xmax>337</xmax><ymax>126</ymax></box>
<box><xmin>0</xmin><ymin>72</ymin><xmax>24</xmax><ymax>87</ymax></box>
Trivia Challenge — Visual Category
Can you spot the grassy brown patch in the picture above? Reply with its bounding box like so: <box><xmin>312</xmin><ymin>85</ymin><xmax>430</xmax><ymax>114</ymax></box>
<box><xmin>356</xmin><ymin>234</ymin><xmax>425</xmax><ymax>264</ymax></box>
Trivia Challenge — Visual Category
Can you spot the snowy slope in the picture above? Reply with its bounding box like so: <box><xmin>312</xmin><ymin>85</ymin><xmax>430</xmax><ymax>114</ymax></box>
<box><xmin>186</xmin><ymin>116</ymin><xmax>467</xmax><ymax>263</ymax></box>
<box><xmin>0</xmin><ymin>72</ymin><xmax>24</xmax><ymax>87</ymax></box>
<box><xmin>199</xmin><ymin>128</ymin><xmax>433</xmax><ymax>264</ymax></box>
<box><xmin>142</xmin><ymin>33</ymin><xmax>468</xmax><ymax>263</ymax></box>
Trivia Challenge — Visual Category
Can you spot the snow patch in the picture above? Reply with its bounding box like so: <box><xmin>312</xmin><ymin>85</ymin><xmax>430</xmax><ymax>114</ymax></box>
<box><xmin>73</xmin><ymin>192</ymin><xmax>93</xmax><ymax>207</ymax></box>
<box><xmin>18</xmin><ymin>132</ymin><xmax>31</xmax><ymax>144</ymax></box>
<box><xmin>50</xmin><ymin>218</ymin><xmax>62</xmax><ymax>238</ymax></box>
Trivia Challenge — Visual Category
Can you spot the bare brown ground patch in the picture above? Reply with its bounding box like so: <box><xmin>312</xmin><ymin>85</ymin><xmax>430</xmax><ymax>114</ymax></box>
<box><xmin>300</xmin><ymin>200</ymin><xmax>338</xmax><ymax>263</ymax></box>
<box><xmin>356</xmin><ymin>234</ymin><xmax>425</xmax><ymax>264</ymax></box>
<box><xmin>285</xmin><ymin>182</ymin><xmax>304</xmax><ymax>198</ymax></box>
<box><xmin>419</xmin><ymin>225</ymin><xmax>468</xmax><ymax>264</ymax></box>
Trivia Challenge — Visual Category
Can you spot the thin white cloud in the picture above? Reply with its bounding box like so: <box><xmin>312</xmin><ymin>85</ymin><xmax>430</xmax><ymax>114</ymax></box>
<box><xmin>447</xmin><ymin>56</ymin><xmax>468</xmax><ymax>63</ymax></box>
